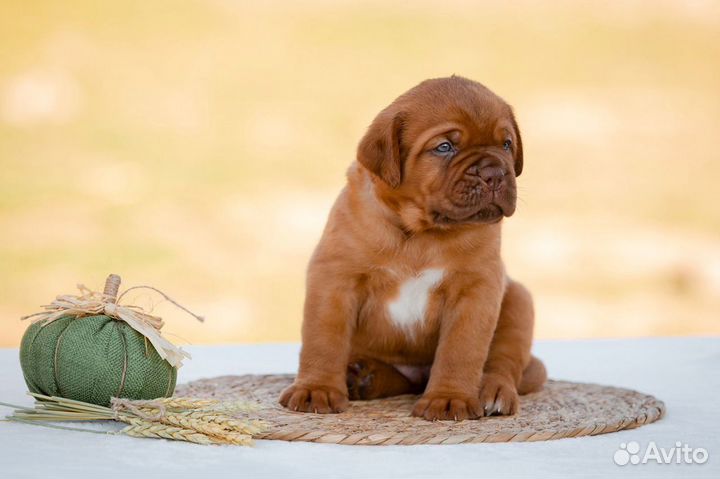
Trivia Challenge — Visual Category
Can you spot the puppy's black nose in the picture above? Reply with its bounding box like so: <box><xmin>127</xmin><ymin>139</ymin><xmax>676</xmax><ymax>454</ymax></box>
<box><xmin>480</xmin><ymin>166</ymin><xmax>506</xmax><ymax>191</ymax></box>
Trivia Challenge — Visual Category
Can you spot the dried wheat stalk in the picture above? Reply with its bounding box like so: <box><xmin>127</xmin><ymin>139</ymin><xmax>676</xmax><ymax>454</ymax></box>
<box><xmin>1</xmin><ymin>393</ymin><xmax>266</xmax><ymax>446</ymax></box>
<box><xmin>120</xmin><ymin>418</ymin><xmax>218</xmax><ymax>445</ymax></box>
<box><xmin>129</xmin><ymin>397</ymin><xmax>220</xmax><ymax>410</ymax></box>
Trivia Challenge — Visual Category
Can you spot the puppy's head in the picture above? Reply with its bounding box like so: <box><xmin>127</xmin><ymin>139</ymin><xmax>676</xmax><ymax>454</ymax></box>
<box><xmin>357</xmin><ymin>76</ymin><xmax>523</xmax><ymax>232</ymax></box>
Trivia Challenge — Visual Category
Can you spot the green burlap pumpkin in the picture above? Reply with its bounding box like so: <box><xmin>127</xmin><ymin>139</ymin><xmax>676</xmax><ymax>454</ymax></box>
<box><xmin>20</xmin><ymin>314</ymin><xmax>177</xmax><ymax>407</ymax></box>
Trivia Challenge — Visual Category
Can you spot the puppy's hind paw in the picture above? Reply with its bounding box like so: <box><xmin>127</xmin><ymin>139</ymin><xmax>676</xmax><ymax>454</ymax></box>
<box><xmin>346</xmin><ymin>360</ymin><xmax>375</xmax><ymax>400</ymax></box>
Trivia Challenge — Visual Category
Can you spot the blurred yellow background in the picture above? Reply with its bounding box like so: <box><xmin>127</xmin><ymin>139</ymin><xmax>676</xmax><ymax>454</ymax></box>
<box><xmin>1</xmin><ymin>0</ymin><xmax>719</xmax><ymax>348</ymax></box>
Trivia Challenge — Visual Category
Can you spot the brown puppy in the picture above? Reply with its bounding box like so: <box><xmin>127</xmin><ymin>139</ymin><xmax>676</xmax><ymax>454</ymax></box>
<box><xmin>279</xmin><ymin>76</ymin><xmax>546</xmax><ymax>421</ymax></box>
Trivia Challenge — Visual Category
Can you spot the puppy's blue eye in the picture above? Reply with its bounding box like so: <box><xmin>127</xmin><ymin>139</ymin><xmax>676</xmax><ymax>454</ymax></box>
<box><xmin>434</xmin><ymin>142</ymin><xmax>453</xmax><ymax>154</ymax></box>
<box><xmin>503</xmin><ymin>139</ymin><xmax>512</xmax><ymax>151</ymax></box>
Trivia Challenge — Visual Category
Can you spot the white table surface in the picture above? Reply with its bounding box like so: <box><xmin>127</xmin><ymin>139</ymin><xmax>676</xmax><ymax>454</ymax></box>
<box><xmin>1</xmin><ymin>337</ymin><xmax>718</xmax><ymax>478</ymax></box>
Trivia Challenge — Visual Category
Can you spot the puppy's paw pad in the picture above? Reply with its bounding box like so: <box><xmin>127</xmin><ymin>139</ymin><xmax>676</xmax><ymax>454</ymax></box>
<box><xmin>411</xmin><ymin>394</ymin><xmax>482</xmax><ymax>421</ymax></box>
<box><xmin>278</xmin><ymin>384</ymin><xmax>348</xmax><ymax>414</ymax></box>
<box><xmin>479</xmin><ymin>375</ymin><xmax>519</xmax><ymax>416</ymax></box>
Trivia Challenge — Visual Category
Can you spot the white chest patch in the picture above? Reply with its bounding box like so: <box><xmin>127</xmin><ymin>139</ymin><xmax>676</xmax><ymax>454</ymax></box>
<box><xmin>387</xmin><ymin>268</ymin><xmax>444</xmax><ymax>331</ymax></box>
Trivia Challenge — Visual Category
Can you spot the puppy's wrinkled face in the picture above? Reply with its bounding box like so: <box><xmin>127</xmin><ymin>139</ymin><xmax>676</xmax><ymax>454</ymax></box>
<box><xmin>358</xmin><ymin>76</ymin><xmax>523</xmax><ymax>232</ymax></box>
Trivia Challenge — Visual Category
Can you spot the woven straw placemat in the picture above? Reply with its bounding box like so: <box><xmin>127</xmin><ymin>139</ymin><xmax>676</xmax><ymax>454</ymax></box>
<box><xmin>175</xmin><ymin>374</ymin><xmax>664</xmax><ymax>445</ymax></box>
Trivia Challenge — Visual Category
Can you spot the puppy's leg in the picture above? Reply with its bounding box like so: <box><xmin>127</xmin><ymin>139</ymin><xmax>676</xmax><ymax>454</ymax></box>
<box><xmin>412</xmin><ymin>275</ymin><xmax>501</xmax><ymax>421</ymax></box>
<box><xmin>518</xmin><ymin>355</ymin><xmax>547</xmax><ymax>395</ymax></box>
<box><xmin>346</xmin><ymin>357</ymin><xmax>424</xmax><ymax>400</ymax></box>
<box><xmin>278</xmin><ymin>269</ymin><xmax>357</xmax><ymax>414</ymax></box>
<box><xmin>479</xmin><ymin>279</ymin><xmax>547</xmax><ymax>416</ymax></box>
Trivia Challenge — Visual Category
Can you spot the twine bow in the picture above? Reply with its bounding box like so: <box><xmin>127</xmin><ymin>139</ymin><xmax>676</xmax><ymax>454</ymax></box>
<box><xmin>21</xmin><ymin>274</ymin><xmax>204</xmax><ymax>368</ymax></box>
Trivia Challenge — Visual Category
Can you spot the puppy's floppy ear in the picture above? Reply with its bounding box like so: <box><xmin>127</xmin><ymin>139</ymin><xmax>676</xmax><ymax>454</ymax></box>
<box><xmin>509</xmin><ymin>113</ymin><xmax>524</xmax><ymax>177</ymax></box>
<box><xmin>357</xmin><ymin>110</ymin><xmax>406</xmax><ymax>188</ymax></box>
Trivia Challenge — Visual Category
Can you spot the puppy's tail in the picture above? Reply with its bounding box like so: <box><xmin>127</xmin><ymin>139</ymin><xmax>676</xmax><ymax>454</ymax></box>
<box><xmin>518</xmin><ymin>355</ymin><xmax>547</xmax><ymax>395</ymax></box>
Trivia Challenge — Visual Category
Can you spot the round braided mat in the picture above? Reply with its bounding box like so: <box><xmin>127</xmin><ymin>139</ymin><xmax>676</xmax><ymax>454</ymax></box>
<box><xmin>176</xmin><ymin>374</ymin><xmax>665</xmax><ymax>445</ymax></box>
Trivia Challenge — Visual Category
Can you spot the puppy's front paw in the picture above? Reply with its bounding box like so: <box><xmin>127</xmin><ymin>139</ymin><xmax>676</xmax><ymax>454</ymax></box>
<box><xmin>479</xmin><ymin>373</ymin><xmax>519</xmax><ymax>416</ymax></box>
<box><xmin>411</xmin><ymin>393</ymin><xmax>483</xmax><ymax>421</ymax></box>
<box><xmin>278</xmin><ymin>384</ymin><xmax>348</xmax><ymax>413</ymax></box>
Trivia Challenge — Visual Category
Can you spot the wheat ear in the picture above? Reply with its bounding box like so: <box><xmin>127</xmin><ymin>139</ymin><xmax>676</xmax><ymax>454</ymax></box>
<box><xmin>120</xmin><ymin>418</ymin><xmax>218</xmax><ymax>445</ymax></box>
